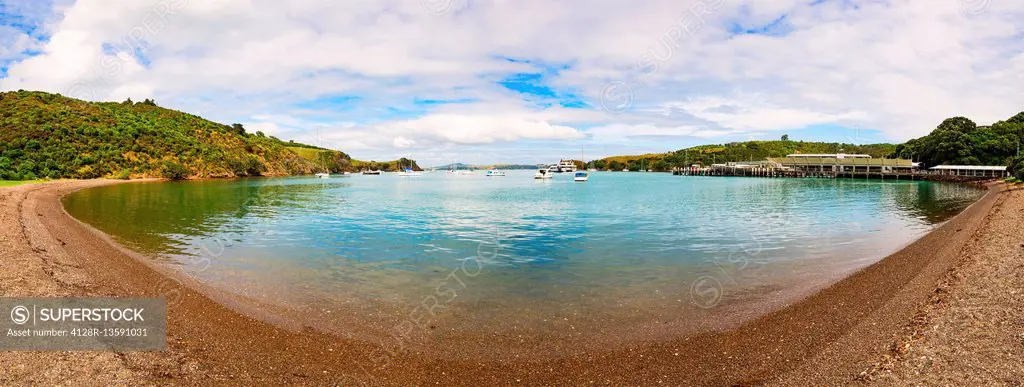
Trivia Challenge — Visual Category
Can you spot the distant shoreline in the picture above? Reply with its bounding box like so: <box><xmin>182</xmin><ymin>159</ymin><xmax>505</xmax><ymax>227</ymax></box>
<box><xmin>0</xmin><ymin>178</ymin><xmax>1013</xmax><ymax>384</ymax></box>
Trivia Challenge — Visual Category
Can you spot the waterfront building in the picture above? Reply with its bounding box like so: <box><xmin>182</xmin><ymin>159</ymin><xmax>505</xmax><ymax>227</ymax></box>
<box><xmin>928</xmin><ymin>165</ymin><xmax>1009</xmax><ymax>178</ymax></box>
<box><xmin>766</xmin><ymin>154</ymin><xmax>915</xmax><ymax>174</ymax></box>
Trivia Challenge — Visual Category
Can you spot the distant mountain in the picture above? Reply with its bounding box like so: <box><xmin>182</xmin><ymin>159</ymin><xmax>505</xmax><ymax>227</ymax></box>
<box><xmin>429</xmin><ymin>163</ymin><xmax>538</xmax><ymax>170</ymax></box>
<box><xmin>0</xmin><ymin>90</ymin><xmax>419</xmax><ymax>180</ymax></box>
<box><xmin>431</xmin><ymin>163</ymin><xmax>474</xmax><ymax>170</ymax></box>
<box><xmin>481</xmin><ymin>164</ymin><xmax>542</xmax><ymax>170</ymax></box>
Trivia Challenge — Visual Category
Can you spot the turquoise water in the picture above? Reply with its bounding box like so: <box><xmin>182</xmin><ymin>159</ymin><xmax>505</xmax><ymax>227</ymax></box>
<box><xmin>64</xmin><ymin>172</ymin><xmax>984</xmax><ymax>348</ymax></box>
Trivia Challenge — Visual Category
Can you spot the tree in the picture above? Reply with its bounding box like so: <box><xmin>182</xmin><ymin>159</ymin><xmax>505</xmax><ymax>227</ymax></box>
<box><xmin>781</xmin><ymin>134</ymin><xmax>790</xmax><ymax>141</ymax></box>
<box><xmin>231</xmin><ymin>123</ymin><xmax>247</xmax><ymax>136</ymax></box>
<box><xmin>1011</xmin><ymin>156</ymin><xmax>1024</xmax><ymax>180</ymax></box>
<box><xmin>903</xmin><ymin>114</ymin><xmax>1024</xmax><ymax>167</ymax></box>
<box><xmin>926</xmin><ymin>128</ymin><xmax>974</xmax><ymax>166</ymax></box>
<box><xmin>936</xmin><ymin>116</ymin><xmax>977</xmax><ymax>134</ymax></box>
<box><xmin>652</xmin><ymin>160</ymin><xmax>668</xmax><ymax>171</ymax></box>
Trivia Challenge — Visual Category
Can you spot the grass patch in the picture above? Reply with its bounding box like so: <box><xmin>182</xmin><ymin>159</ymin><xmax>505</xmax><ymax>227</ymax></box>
<box><xmin>0</xmin><ymin>179</ymin><xmax>44</xmax><ymax>187</ymax></box>
<box><xmin>287</xmin><ymin>146</ymin><xmax>322</xmax><ymax>161</ymax></box>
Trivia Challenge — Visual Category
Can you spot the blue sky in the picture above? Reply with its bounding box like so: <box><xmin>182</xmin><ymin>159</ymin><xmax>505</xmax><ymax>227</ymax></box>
<box><xmin>1</xmin><ymin>0</ymin><xmax>1022</xmax><ymax>166</ymax></box>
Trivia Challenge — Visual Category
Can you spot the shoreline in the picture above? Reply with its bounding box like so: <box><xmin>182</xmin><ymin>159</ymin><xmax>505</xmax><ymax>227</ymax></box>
<box><xmin>0</xmin><ymin>178</ymin><xmax>1013</xmax><ymax>384</ymax></box>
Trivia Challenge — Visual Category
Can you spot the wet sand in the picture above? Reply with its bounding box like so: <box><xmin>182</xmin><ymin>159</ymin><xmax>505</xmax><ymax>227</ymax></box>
<box><xmin>0</xmin><ymin>179</ymin><xmax>1017</xmax><ymax>385</ymax></box>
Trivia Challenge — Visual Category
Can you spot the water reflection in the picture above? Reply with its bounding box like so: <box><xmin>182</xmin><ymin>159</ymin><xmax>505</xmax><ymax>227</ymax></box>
<box><xmin>64</xmin><ymin>174</ymin><xmax>985</xmax><ymax>340</ymax></box>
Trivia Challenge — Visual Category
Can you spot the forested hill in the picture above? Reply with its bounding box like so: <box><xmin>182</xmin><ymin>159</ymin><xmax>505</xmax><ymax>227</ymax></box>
<box><xmin>0</xmin><ymin>91</ymin><xmax>401</xmax><ymax>180</ymax></box>
<box><xmin>592</xmin><ymin>141</ymin><xmax>898</xmax><ymax>172</ymax></box>
<box><xmin>896</xmin><ymin>114</ymin><xmax>1023</xmax><ymax>168</ymax></box>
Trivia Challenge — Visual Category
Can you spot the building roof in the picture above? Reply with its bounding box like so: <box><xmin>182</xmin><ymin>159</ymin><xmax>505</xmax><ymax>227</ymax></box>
<box><xmin>768</xmin><ymin>157</ymin><xmax>914</xmax><ymax>167</ymax></box>
<box><xmin>785</xmin><ymin>153</ymin><xmax>872</xmax><ymax>158</ymax></box>
<box><xmin>928</xmin><ymin>165</ymin><xmax>1007</xmax><ymax>171</ymax></box>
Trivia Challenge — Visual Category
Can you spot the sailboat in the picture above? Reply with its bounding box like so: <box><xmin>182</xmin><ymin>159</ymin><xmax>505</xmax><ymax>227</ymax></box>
<box><xmin>574</xmin><ymin>146</ymin><xmax>590</xmax><ymax>182</ymax></box>
<box><xmin>397</xmin><ymin>160</ymin><xmax>422</xmax><ymax>177</ymax></box>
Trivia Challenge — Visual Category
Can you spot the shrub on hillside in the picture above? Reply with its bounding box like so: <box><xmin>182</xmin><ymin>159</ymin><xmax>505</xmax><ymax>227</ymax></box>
<box><xmin>161</xmin><ymin>161</ymin><xmax>189</xmax><ymax>180</ymax></box>
<box><xmin>113</xmin><ymin>169</ymin><xmax>132</xmax><ymax>180</ymax></box>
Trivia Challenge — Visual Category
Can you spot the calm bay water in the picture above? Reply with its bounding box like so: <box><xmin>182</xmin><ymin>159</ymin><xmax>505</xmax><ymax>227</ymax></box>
<box><xmin>64</xmin><ymin>172</ymin><xmax>984</xmax><ymax>352</ymax></box>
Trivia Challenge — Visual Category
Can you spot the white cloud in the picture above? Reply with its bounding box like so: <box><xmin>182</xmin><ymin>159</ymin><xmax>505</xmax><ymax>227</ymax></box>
<box><xmin>587</xmin><ymin>123</ymin><xmax>731</xmax><ymax>142</ymax></box>
<box><xmin>663</xmin><ymin>96</ymin><xmax>866</xmax><ymax>132</ymax></box>
<box><xmin>374</xmin><ymin>113</ymin><xmax>584</xmax><ymax>146</ymax></box>
<box><xmin>2</xmin><ymin>0</ymin><xmax>1024</xmax><ymax>163</ymax></box>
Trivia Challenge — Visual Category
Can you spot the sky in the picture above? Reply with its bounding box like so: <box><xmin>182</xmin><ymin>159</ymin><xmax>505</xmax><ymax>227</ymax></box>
<box><xmin>1</xmin><ymin>0</ymin><xmax>1023</xmax><ymax>166</ymax></box>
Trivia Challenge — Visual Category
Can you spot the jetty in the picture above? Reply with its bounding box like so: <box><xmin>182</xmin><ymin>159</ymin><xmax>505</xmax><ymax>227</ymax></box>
<box><xmin>672</xmin><ymin>153</ymin><xmax>1009</xmax><ymax>182</ymax></box>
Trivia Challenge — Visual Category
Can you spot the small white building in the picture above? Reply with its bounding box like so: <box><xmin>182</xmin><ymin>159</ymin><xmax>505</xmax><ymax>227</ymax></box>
<box><xmin>928</xmin><ymin>165</ymin><xmax>1009</xmax><ymax>178</ymax></box>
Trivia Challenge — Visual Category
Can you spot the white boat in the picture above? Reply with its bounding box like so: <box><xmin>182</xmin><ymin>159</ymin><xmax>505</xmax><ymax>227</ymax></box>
<box><xmin>574</xmin><ymin>146</ymin><xmax>590</xmax><ymax>182</ymax></box>
<box><xmin>398</xmin><ymin>168</ymin><xmax>422</xmax><ymax>177</ymax></box>
<box><xmin>485</xmin><ymin>169</ymin><xmax>506</xmax><ymax>177</ymax></box>
<box><xmin>534</xmin><ymin>168</ymin><xmax>553</xmax><ymax>179</ymax></box>
<box><xmin>554</xmin><ymin>159</ymin><xmax>577</xmax><ymax>173</ymax></box>
<box><xmin>315</xmin><ymin>173</ymin><xmax>330</xmax><ymax>179</ymax></box>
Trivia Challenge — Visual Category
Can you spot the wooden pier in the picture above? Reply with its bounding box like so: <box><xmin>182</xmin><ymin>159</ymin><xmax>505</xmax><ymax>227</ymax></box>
<box><xmin>671</xmin><ymin>166</ymin><xmax>991</xmax><ymax>182</ymax></box>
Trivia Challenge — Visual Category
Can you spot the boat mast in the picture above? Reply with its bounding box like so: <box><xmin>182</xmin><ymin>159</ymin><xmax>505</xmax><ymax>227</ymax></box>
<box><xmin>581</xmin><ymin>144</ymin><xmax>584</xmax><ymax>170</ymax></box>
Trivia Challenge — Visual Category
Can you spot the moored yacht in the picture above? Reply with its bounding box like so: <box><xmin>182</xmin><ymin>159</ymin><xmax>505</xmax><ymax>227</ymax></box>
<box><xmin>556</xmin><ymin>159</ymin><xmax>578</xmax><ymax>173</ymax></box>
<box><xmin>574</xmin><ymin>146</ymin><xmax>590</xmax><ymax>182</ymax></box>
<box><xmin>534</xmin><ymin>168</ymin><xmax>553</xmax><ymax>179</ymax></box>
<box><xmin>485</xmin><ymin>169</ymin><xmax>506</xmax><ymax>177</ymax></box>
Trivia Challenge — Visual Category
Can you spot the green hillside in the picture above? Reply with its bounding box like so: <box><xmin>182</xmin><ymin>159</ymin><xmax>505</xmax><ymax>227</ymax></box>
<box><xmin>896</xmin><ymin>115</ymin><xmax>1023</xmax><ymax>169</ymax></box>
<box><xmin>593</xmin><ymin>109</ymin><xmax>1024</xmax><ymax>179</ymax></box>
<box><xmin>350</xmin><ymin>158</ymin><xmax>422</xmax><ymax>172</ymax></box>
<box><xmin>591</xmin><ymin>141</ymin><xmax>898</xmax><ymax>172</ymax></box>
<box><xmin>0</xmin><ymin>91</ymin><xmax>396</xmax><ymax>180</ymax></box>
<box><xmin>286</xmin><ymin>147</ymin><xmax>420</xmax><ymax>172</ymax></box>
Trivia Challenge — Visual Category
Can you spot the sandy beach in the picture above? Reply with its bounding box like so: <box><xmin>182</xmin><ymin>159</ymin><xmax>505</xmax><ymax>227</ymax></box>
<box><xmin>1</xmin><ymin>179</ymin><xmax>1021</xmax><ymax>385</ymax></box>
